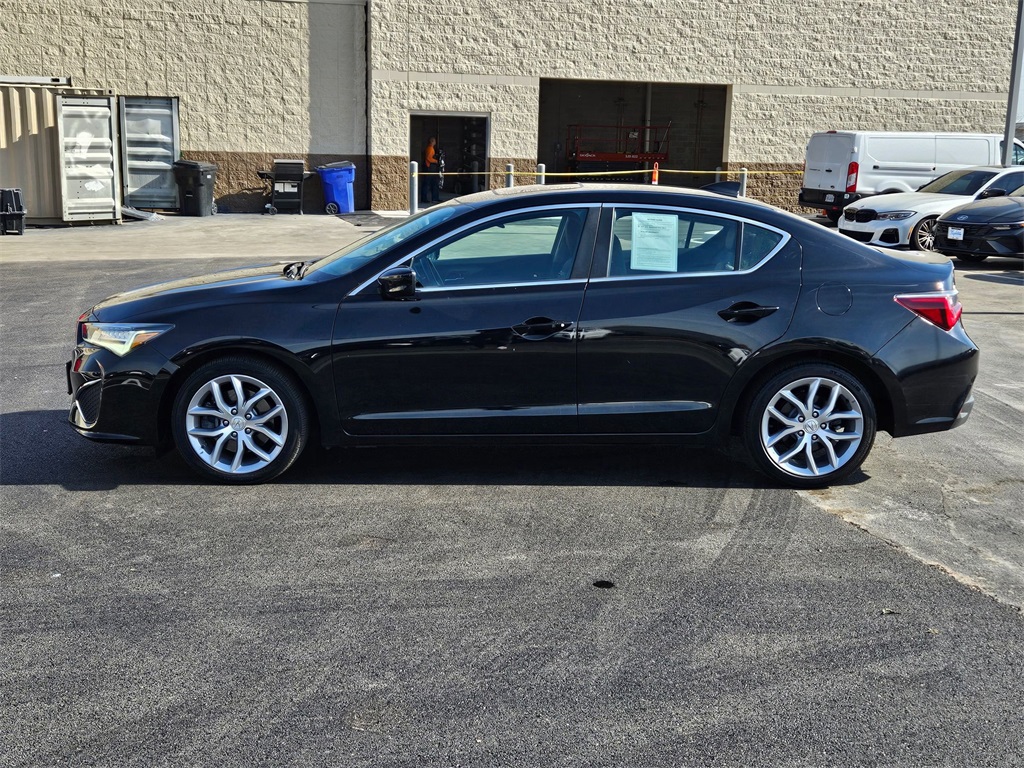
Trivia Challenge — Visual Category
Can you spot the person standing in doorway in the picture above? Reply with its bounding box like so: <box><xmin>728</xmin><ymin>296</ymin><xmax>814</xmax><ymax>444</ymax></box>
<box><xmin>422</xmin><ymin>136</ymin><xmax>440</xmax><ymax>204</ymax></box>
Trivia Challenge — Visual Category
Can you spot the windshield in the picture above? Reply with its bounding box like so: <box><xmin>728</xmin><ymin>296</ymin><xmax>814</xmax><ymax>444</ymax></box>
<box><xmin>304</xmin><ymin>205</ymin><xmax>461</xmax><ymax>277</ymax></box>
<box><xmin>918</xmin><ymin>169</ymin><xmax>997</xmax><ymax>196</ymax></box>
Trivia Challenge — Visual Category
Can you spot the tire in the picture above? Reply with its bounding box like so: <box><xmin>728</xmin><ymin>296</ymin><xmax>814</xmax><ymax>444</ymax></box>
<box><xmin>955</xmin><ymin>252</ymin><xmax>989</xmax><ymax>263</ymax></box>
<box><xmin>171</xmin><ymin>356</ymin><xmax>310</xmax><ymax>484</ymax></box>
<box><xmin>910</xmin><ymin>216</ymin><xmax>938</xmax><ymax>251</ymax></box>
<box><xmin>825</xmin><ymin>210</ymin><xmax>842</xmax><ymax>224</ymax></box>
<box><xmin>325</xmin><ymin>202</ymin><xmax>339</xmax><ymax>215</ymax></box>
<box><xmin>744</xmin><ymin>364</ymin><xmax>876</xmax><ymax>488</ymax></box>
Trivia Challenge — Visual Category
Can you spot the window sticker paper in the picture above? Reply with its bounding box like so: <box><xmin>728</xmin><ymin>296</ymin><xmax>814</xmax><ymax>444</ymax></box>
<box><xmin>630</xmin><ymin>213</ymin><xmax>678</xmax><ymax>272</ymax></box>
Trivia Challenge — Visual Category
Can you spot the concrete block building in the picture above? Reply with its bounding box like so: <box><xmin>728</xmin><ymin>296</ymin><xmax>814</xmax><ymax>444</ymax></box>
<box><xmin>0</xmin><ymin>0</ymin><xmax>1016</xmax><ymax>213</ymax></box>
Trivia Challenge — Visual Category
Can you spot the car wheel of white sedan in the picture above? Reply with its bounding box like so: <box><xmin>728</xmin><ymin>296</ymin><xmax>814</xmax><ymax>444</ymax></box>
<box><xmin>744</xmin><ymin>364</ymin><xmax>877</xmax><ymax>488</ymax></box>
<box><xmin>910</xmin><ymin>216</ymin><xmax>938</xmax><ymax>251</ymax></box>
<box><xmin>171</xmin><ymin>356</ymin><xmax>310</xmax><ymax>483</ymax></box>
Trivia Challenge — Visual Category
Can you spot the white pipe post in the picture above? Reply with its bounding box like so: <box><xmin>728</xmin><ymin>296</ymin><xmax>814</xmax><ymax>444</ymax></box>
<box><xmin>506</xmin><ymin>163</ymin><xmax>514</xmax><ymax>188</ymax></box>
<box><xmin>409</xmin><ymin>161</ymin><xmax>419</xmax><ymax>214</ymax></box>
<box><xmin>537</xmin><ymin>163</ymin><xmax>546</xmax><ymax>185</ymax></box>
<box><xmin>739</xmin><ymin>167</ymin><xmax>748</xmax><ymax>197</ymax></box>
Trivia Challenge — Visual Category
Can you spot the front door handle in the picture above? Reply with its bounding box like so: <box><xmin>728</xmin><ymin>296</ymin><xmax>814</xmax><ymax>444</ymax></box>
<box><xmin>717</xmin><ymin>302</ymin><xmax>780</xmax><ymax>323</ymax></box>
<box><xmin>512</xmin><ymin>316</ymin><xmax>574</xmax><ymax>340</ymax></box>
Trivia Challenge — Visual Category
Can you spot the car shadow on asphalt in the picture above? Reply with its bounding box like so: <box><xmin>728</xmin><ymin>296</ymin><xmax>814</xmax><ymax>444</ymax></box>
<box><xmin>0</xmin><ymin>409</ymin><xmax>876</xmax><ymax>490</ymax></box>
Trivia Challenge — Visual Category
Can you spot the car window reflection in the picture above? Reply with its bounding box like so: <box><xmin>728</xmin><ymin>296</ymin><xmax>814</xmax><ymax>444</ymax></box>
<box><xmin>411</xmin><ymin>209</ymin><xmax>588</xmax><ymax>288</ymax></box>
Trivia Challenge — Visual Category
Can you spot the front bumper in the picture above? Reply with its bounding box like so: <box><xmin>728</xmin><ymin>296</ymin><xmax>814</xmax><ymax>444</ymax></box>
<box><xmin>67</xmin><ymin>345</ymin><xmax>170</xmax><ymax>445</ymax></box>
<box><xmin>837</xmin><ymin>216</ymin><xmax>917</xmax><ymax>247</ymax></box>
<box><xmin>934</xmin><ymin>221</ymin><xmax>1024</xmax><ymax>259</ymax></box>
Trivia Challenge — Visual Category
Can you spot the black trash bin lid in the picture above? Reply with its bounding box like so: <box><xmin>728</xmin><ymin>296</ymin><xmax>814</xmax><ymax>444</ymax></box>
<box><xmin>173</xmin><ymin>159</ymin><xmax>218</xmax><ymax>171</ymax></box>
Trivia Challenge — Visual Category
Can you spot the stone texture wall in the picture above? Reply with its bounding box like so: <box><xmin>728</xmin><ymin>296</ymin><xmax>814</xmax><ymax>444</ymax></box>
<box><xmin>0</xmin><ymin>0</ymin><xmax>368</xmax><ymax>211</ymax></box>
<box><xmin>367</xmin><ymin>0</ymin><xmax>1015</xmax><ymax>211</ymax></box>
<box><xmin>2</xmin><ymin>0</ymin><xmax>1014</xmax><ymax>213</ymax></box>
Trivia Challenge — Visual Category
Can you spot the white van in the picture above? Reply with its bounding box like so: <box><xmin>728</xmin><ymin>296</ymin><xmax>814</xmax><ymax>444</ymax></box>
<box><xmin>798</xmin><ymin>131</ymin><xmax>1024</xmax><ymax>222</ymax></box>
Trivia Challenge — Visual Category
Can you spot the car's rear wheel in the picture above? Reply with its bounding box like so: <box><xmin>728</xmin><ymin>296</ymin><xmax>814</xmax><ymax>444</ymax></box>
<box><xmin>744</xmin><ymin>364</ymin><xmax>876</xmax><ymax>488</ymax></box>
<box><xmin>910</xmin><ymin>216</ymin><xmax>937</xmax><ymax>251</ymax></box>
<box><xmin>955</xmin><ymin>252</ymin><xmax>989</xmax><ymax>263</ymax></box>
<box><xmin>171</xmin><ymin>356</ymin><xmax>310</xmax><ymax>483</ymax></box>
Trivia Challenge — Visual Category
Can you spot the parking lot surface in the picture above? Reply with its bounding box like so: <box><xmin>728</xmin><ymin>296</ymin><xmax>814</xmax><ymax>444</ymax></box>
<box><xmin>2</xmin><ymin>213</ymin><xmax>1023</xmax><ymax>766</ymax></box>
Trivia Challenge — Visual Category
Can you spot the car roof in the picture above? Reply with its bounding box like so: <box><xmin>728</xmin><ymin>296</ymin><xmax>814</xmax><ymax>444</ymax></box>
<box><xmin>452</xmin><ymin>182</ymin><xmax>778</xmax><ymax>209</ymax></box>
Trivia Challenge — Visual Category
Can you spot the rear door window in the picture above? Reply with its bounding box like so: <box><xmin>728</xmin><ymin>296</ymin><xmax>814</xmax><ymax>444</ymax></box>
<box><xmin>604</xmin><ymin>208</ymin><xmax>785</xmax><ymax>277</ymax></box>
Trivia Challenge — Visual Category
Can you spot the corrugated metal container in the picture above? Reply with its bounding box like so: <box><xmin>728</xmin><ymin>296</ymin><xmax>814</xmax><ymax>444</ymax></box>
<box><xmin>120</xmin><ymin>96</ymin><xmax>180</xmax><ymax>209</ymax></box>
<box><xmin>0</xmin><ymin>82</ymin><xmax>121</xmax><ymax>225</ymax></box>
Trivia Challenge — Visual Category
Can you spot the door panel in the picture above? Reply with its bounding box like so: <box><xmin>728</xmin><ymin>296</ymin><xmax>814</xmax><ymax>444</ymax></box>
<box><xmin>577</xmin><ymin>206</ymin><xmax>802</xmax><ymax>435</ymax></box>
<box><xmin>331</xmin><ymin>206</ymin><xmax>594</xmax><ymax>436</ymax></box>
<box><xmin>333</xmin><ymin>284</ymin><xmax>584</xmax><ymax>435</ymax></box>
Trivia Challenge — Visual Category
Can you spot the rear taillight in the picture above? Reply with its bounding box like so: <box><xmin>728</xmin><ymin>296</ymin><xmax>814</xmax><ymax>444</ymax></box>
<box><xmin>845</xmin><ymin>161</ymin><xmax>859</xmax><ymax>193</ymax></box>
<box><xmin>894</xmin><ymin>291</ymin><xmax>962</xmax><ymax>331</ymax></box>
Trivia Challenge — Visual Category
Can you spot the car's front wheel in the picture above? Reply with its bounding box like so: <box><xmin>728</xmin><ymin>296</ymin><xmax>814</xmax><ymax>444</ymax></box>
<box><xmin>744</xmin><ymin>364</ymin><xmax>876</xmax><ymax>488</ymax></box>
<box><xmin>910</xmin><ymin>216</ymin><xmax>938</xmax><ymax>251</ymax></box>
<box><xmin>171</xmin><ymin>356</ymin><xmax>310</xmax><ymax>483</ymax></box>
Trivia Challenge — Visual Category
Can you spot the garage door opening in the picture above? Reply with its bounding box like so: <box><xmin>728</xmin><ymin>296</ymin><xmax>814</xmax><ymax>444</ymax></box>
<box><xmin>538</xmin><ymin>80</ymin><xmax>728</xmax><ymax>188</ymax></box>
<box><xmin>410</xmin><ymin>114</ymin><xmax>489</xmax><ymax>202</ymax></box>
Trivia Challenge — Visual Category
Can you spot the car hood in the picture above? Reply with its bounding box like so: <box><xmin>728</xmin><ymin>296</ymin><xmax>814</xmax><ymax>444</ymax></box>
<box><xmin>89</xmin><ymin>263</ymin><xmax>300</xmax><ymax>321</ymax></box>
<box><xmin>938</xmin><ymin>196</ymin><xmax>1024</xmax><ymax>224</ymax></box>
<box><xmin>855</xmin><ymin>192</ymin><xmax>971</xmax><ymax>213</ymax></box>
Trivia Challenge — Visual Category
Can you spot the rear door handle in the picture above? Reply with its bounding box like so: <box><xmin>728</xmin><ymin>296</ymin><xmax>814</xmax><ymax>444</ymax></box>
<box><xmin>512</xmin><ymin>316</ymin><xmax>574</xmax><ymax>340</ymax></box>
<box><xmin>717</xmin><ymin>302</ymin><xmax>780</xmax><ymax>323</ymax></box>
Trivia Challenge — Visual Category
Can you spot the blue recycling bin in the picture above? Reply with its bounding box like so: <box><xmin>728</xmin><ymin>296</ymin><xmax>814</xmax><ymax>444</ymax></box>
<box><xmin>317</xmin><ymin>162</ymin><xmax>355</xmax><ymax>214</ymax></box>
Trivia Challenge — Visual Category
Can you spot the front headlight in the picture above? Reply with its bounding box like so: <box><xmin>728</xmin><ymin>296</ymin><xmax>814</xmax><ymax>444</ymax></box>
<box><xmin>876</xmin><ymin>210</ymin><xmax>916</xmax><ymax>221</ymax></box>
<box><xmin>80</xmin><ymin>322</ymin><xmax>173</xmax><ymax>357</ymax></box>
<box><xmin>991</xmin><ymin>222</ymin><xmax>1024</xmax><ymax>231</ymax></box>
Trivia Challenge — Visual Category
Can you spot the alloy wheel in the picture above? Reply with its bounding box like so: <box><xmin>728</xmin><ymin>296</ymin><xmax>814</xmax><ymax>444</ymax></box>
<box><xmin>759</xmin><ymin>375</ymin><xmax>865</xmax><ymax>479</ymax></box>
<box><xmin>184</xmin><ymin>373</ymin><xmax>289</xmax><ymax>475</ymax></box>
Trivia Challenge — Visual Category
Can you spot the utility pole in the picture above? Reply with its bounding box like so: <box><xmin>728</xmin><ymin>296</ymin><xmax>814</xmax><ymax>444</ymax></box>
<box><xmin>1003</xmin><ymin>0</ymin><xmax>1024</xmax><ymax>166</ymax></box>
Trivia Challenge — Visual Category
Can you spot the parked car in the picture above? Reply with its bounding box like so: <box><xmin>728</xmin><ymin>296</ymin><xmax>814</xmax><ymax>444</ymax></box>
<box><xmin>799</xmin><ymin>131</ymin><xmax>1024</xmax><ymax>222</ymax></box>
<box><xmin>68</xmin><ymin>185</ymin><xmax>978</xmax><ymax>488</ymax></box>
<box><xmin>933</xmin><ymin>184</ymin><xmax>1024</xmax><ymax>262</ymax></box>
<box><xmin>838</xmin><ymin>165</ymin><xmax>1024</xmax><ymax>250</ymax></box>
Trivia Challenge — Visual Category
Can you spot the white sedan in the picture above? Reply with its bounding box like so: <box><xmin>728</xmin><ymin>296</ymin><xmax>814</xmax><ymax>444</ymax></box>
<box><xmin>838</xmin><ymin>165</ymin><xmax>1024</xmax><ymax>250</ymax></box>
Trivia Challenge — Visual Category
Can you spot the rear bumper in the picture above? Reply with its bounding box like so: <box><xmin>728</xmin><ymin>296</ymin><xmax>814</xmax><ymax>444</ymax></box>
<box><xmin>799</xmin><ymin>188</ymin><xmax>862</xmax><ymax>213</ymax></box>
<box><xmin>873</xmin><ymin>318</ymin><xmax>979</xmax><ymax>437</ymax></box>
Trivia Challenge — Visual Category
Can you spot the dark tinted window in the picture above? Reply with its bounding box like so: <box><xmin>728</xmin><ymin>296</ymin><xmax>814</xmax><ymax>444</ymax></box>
<box><xmin>412</xmin><ymin>208</ymin><xmax>588</xmax><ymax>288</ymax></box>
<box><xmin>919</xmin><ymin>170</ymin><xmax>997</xmax><ymax>195</ymax></box>
<box><xmin>607</xmin><ymin>209</ymin><xmax>782</xmax><ymax>276</ymax></box>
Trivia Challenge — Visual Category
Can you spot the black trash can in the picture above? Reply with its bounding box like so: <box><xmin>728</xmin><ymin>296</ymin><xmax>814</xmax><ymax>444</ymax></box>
<box><xmin>173</xmin><ymin>160</ymin><xmax>218</xmax><ymax>216</ymax></box>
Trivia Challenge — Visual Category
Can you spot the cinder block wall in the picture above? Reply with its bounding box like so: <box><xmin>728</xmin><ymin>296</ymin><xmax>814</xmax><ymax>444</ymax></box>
<box><xmin>367</xmin><ymin>0</ymin><xmax>1014</xmax><ymax>211</ymax></box>
<box><xmin>0</xmin><ymin>0</ymin><xmax>368</xmax><ymax>212</ymax></box>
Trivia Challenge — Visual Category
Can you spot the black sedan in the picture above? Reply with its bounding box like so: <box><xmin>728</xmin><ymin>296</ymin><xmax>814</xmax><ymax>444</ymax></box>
<box><xmin>68</xmin><ymin>184</ymin><xmax>978</xmax><ymax>487</ymax></box>
<box><xmin>934</xmin><ymin>185</ymin><xmax>1024</xmax><ymax>262</ymax></box>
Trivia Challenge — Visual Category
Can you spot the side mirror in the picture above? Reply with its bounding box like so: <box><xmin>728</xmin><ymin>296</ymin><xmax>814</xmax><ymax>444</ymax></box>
<box><xmin>378</xmin><ymin>267</ymin><xmax>418</xmax><ymax>300</ymax></box>
<box><xmin>979</xmin><ymin>188</ymin><xmax>1007</xmax><ymax>199</ymax></box>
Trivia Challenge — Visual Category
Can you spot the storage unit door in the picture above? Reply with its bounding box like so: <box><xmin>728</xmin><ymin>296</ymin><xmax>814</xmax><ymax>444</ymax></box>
<box><xmin>57</xmin><ymin>95</ymin><xmax>121</xmax><ymax>222</ymax></box>
<box><xmin>120</xmin><ymin>96</ymin><xmax>179</xmax><ymax>209</ymax></box>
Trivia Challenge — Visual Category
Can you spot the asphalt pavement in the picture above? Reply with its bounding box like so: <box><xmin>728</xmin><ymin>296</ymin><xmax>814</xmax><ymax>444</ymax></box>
<box><xmin>2</xmin><ymin>212</ymin><xmax>1023</xmax><ymax>767</ymax></box>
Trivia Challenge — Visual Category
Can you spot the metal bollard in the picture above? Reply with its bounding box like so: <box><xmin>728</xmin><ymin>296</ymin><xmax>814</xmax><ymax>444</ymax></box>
<box><xmin>506</xmin><ymin>163</ymin><xmax>514</xmax><ymax>188</ymax></box>
<box><xmin>537</xmin><ymin>163</ymin><xmax>545</xmax><ymax>185</ymax></box>
<box><xmin>715</xmin><ymin>166</ymin><xmax>722</xmax><ymax>183</ymax></box>
<box><xmin>409</xmin><ymin>161</ymin><xmax>419</xmax><ymax>214</ymax></box>
<box><xmin>739</xmin><ymin>167</ymin><xmax>748</xmax><ymax>197</ymax></box>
